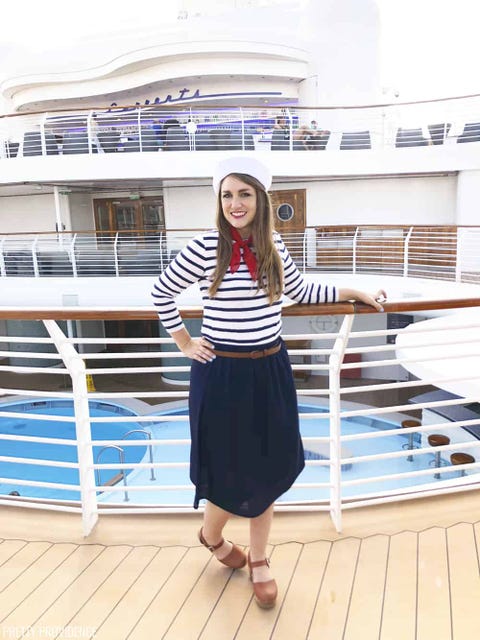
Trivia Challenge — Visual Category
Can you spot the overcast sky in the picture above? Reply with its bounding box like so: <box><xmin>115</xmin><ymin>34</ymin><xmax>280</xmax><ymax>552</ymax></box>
<box><xmin>2</xmin><ymin>0</ymin><xmax>480</xmax><ymax>101</ymax></box>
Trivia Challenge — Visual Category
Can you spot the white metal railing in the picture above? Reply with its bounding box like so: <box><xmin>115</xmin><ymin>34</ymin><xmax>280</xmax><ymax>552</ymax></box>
<box><xmin>2</xmin><ymin>94</ymin><xmax>480</xmax><ymax>159</ymax></box>
<box><xmin>1</xmin><ymin>226</ymin><xmax>480</xmax><ymax>285</ymax></box>
<box><xmin>1</xmin><ymin>300</ymin><xmax>480</xmax><ymax>535</ymax></box>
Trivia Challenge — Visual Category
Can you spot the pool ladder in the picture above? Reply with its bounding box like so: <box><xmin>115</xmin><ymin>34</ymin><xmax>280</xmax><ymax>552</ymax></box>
<box><xmin>95</xmin><ymin>429</ymin><xmax>156</xmax><ymax>503</ymax></box>
<box><xmin>95</xmin><ymin>445</ymin><xmax>129</xmax><ymax>502</ymax></box>
<box><xmin>122</xmin><ymin>429</ymin><xmax>156</xmax><ymax>481</ymax></box>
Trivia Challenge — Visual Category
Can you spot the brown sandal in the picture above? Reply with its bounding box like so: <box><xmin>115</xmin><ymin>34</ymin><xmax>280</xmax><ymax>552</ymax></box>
<box><xmin>198</xmin><ymin>528</ymin><xmax>247</xmax><ymax>569</ymax></box>
<box><xmin>248</xmin><ymin>553</ymin><xmax>278</xmax><ymax>609</ymax></box>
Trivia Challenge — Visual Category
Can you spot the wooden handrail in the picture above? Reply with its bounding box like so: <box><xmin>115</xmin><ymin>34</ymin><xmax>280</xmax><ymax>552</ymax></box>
<box><xmin>1</xmin><ymin>298</ymin><xmax>480</xmax><ymax>320</ymax></box>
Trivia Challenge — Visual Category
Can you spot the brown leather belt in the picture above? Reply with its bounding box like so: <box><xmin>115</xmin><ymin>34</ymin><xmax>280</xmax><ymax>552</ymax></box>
<box><xmin>213</xmin><ymin>344</ymin><xmax>281</xmax><ymax>359</ymax></box>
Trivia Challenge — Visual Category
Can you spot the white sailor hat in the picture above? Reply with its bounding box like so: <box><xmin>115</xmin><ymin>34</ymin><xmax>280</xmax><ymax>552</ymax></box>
<box><xmin>212</xmin><ymin>156</ymin><xmax>272</xmax><ymax>195</ymax></box>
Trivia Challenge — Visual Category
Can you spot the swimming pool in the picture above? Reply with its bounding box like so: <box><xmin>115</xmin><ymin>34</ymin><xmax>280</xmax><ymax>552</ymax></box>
<box><xmin>0</xmin><ymin>399</ymin><xmax>475</xmax><ymax>504</ymax></box>
<box><xmin>97</xmin><ymin>402</ymin><xmax>477</xmax><ymax>505</ymax></box>
<box><xmin>0</xmin><ymin>399</ymin><xmax>147</xmax><ymax>501</ymax></box>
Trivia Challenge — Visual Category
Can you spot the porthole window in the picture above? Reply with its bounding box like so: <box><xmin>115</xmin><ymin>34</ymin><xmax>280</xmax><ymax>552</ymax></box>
<box><xmin>276</xmin><ymin>203</ymin><xmax>294</xmax><ymax>222</ymax></box>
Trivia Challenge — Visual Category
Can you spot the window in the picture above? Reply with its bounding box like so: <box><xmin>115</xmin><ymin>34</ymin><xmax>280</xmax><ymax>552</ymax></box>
<box><xmin>276</xmin><ymin>203</ymin><xmax>294</xmax><ymax>222</ymax></box>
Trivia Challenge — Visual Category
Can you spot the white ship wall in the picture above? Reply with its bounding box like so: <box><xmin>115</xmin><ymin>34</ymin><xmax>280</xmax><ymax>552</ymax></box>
<box><xmin>456</xmin><ymin>170</ymin><xmax>480</xmax><ymax>226</ymax></box>
<box><xmin>0</xmin><ymin>174</ymin><xmax>459</xmax><ymax>232</ymax></box>
<box><xmin>0</xmin><ymin>194</ymin><xmax>56</xmax><ymax>233</ymax></box>
<box><xmin>301</xmin><ymin>175</ymin><xmax>457</xmax><ymax>226</ymax></box>
<box><xmin>70</xmin><ymin>193</ymin><xmax>95</xmax><ymax>231</ymax></box>
<box><xmin>141</xmin><ymin>175</ymin><xmax>457</xmax><ymax>230</ymax></box>
<box><xmin>164</xmin><ymin>186</ymin><xmax>215</xmax><ymax>230</ymax></box>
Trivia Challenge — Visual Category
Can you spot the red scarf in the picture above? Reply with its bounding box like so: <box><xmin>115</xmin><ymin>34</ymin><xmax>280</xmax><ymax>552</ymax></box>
<box><xmin>229</xmin><ymin>227</ymin><xmax>257</xmax><ymax>281</ymax></box>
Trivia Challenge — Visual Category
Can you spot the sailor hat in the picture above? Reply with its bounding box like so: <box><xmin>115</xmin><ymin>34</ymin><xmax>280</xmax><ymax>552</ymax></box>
<box><xmin>212</xmin><ymin>156</ymin><xmax>272</xmax><ymax>194</ymax></box>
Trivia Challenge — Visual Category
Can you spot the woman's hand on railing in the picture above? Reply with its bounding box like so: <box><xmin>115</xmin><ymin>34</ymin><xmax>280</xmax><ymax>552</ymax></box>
<box><xmin>338</xmin><ymin>288</ymin><xmax>387</xmax><ymax>312</ymax></box>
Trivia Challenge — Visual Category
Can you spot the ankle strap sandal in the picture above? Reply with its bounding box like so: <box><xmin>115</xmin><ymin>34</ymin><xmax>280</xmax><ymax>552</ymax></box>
<box><xmin>247</xmin><ymin>553</ymin><xmax>278</xmax><ymax>609</ymax></box>
<box><xmin>198</xmin><ymin>528</ymin><xmax>247</xmax><ymax>569</ymax></box>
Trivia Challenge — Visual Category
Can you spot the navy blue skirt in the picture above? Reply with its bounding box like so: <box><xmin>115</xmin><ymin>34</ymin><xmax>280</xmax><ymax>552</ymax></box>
<box><xmin>188</xmin><ymin>338</ymin><xmax>305</xmax><ymax>517</ymax></box>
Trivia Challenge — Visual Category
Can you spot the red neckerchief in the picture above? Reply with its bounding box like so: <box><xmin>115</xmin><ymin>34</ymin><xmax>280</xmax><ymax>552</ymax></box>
<box><xmin>229</xmin><ymin>226</ymin><xmax>257</xmax><ymax>281</ymax></box>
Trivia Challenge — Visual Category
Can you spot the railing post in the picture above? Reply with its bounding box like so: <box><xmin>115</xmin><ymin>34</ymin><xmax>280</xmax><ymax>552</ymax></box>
<box><xmin>404</xmin><ymin>226</ymin><xmax>414</xmax><ymax>277</ymax></box>
<box><xmin>40</xmin><ymin>113</ymin><xmax>47</xmax><ymax>156</ymax></box>
<box><xmin>53</xmin><ymin>186</ymin><xmax>64</xmax><ymax>246</ymax></box>
<box><xmin>114</xmin><ymin>233</ymin><xmax>120</xmax><ymax>276</ymax></box>
<box><xmin>71</xmin><ymin>234</ymin><xmax>78</xmax><ymax>277</ymax></box>
<box><xmin>32</xmin><ymin>237</ymin><xmax>39</xmax><ymax>277</ymax></box>
<box><xmin>138</xmin><ymin>108</ymin><xmax>143</xmax><ymax>152</ymax></box>
<box><xmin>43</xmin><ymin>319</ymin><xmax>98</xmax><ymax>536</ymax></box>
<box><xmin>0</xmin><ymin>238</ymin><xmax>5</xmax><ymax>277</ymax></box>
<box><xmin>87</xmin><ymin>111</ymin><xmax>94</xmax><ymax>155</ymax></box>
<box><xmin>159</xmin><ymin>230</ymin><xmax>164</xmax><ymax>272</ymax></box>
<box><xmin>238</xmin><ymin>107</ymin><xmax>245</xmax><ymax>151</ymax></box>
<box><xmin>328</xmin><ymin>313</ymin><xmax>354</xmax><ymax>533</ymax></box>
<box><xmin>302</xmin><ymin>229</ymin><xmax>308</xmax><ymax>273</ymax></box>
<box><xmin>352</xmin><ymin>227</ymin><xmax>359</xmax><ymax>274</ymax></box>
<box><xmin>455</xmin><ymin>227</ymin><xmax>462</xmax><ymax>282</ymax></box>
<box><xmin>287</xmin><ymin>109</ymin><xmax>293</xmax><ymax>151</ymax></box>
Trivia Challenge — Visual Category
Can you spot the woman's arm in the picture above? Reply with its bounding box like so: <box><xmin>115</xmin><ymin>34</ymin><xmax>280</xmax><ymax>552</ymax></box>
<box><xmin>278</xmin><ymin>235</ymin><xmax>387</xmax><ymax>311</ymax></box>
<box><xmin>151</xmin><ymin>235</ymin><xmax>206</xmax><ymax>333</ymax></box>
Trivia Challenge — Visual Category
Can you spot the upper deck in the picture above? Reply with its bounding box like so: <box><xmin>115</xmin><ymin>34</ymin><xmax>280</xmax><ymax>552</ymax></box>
<box><xmin>2</xmin><ymin>98</ymin><xmax>480</xmax><ymax>184</ymax></box>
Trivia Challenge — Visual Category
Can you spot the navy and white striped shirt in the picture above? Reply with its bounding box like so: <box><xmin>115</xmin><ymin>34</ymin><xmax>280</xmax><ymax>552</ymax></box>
<box><xmin>151</xmin><ymin>230</ymin><xmax>337</xmax><ymax>346</ymax></box>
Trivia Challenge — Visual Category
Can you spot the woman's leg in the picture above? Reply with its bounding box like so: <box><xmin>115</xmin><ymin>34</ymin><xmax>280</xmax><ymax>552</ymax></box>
<box><xmin>249</xmin><ymin>504</ymin><xmax>274</xmax><ymax>582</ymax></box>
<box><xmin>201</xmin><ymin>500</ymin><xmax>234</xmax><ymax>560</ymax></box>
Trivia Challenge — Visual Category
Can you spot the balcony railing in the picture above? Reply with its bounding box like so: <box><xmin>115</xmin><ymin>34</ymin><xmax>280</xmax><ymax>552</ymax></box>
<box><xmin>1</xmin><ymin>226</ymin><xmax>480</xmax><ymax>285</ymax></box>
<box><xmin>2</xmin><ymin>94</ymin><xmax>480</xmax><ymax>158</ymax></box>
<box><xmin>1</xmin><ymin>298</ymin><xmax>480</xmax><ymax>536</ymax></box>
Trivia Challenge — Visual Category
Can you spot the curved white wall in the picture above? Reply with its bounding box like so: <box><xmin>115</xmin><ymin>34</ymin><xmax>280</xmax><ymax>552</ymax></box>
<box><xmin>0</xmin><ymin>1</ymin><xmax>381</xmax><ymax>112</ymax></box>
<box><xmin>0</xmin><ymin>13</ymin><xmax>310</xmax><ymax>111</ymax></box>
<box><xmin>297</xmin><ymin>0</ymin><xmax>380</xmax><ymax>106</ymax></box>
<box><xmin>4</xmin><ymin>55</ymin><xmax>307</xmax><ymax>111</ymax></box>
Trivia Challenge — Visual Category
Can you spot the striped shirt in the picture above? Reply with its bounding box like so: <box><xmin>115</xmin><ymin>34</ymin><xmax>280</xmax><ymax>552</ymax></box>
<box><xmin>151</xmin><ymin>230</ymin><xmax>337</xmax><ymax>346</ymax></box>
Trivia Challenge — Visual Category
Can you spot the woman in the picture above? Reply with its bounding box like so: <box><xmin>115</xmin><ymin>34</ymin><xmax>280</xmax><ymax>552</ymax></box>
<box><xmin>151</xmin><ymin>156</ymin><xmax>385</xmax><ymax>608</ymax></box>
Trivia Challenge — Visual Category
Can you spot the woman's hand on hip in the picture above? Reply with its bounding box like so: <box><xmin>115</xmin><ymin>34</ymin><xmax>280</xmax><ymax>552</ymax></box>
<box><xmin>181</xmin><ymin>337</ymin><xmax>216</xmax><ymax>363</ymax></box>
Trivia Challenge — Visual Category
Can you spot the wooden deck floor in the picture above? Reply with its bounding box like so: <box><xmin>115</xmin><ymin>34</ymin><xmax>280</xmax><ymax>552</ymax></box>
<box><xmin>1</xmin><ymin>491</ymin><xmax>480</xmax><ymax>639</ymax></box>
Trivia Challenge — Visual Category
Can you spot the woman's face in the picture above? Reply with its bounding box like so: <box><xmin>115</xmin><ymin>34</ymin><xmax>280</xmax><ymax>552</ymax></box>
<box><xmin>220</xmin><ymin>175</ymin><xmax>257</xmax><ymax>239</ymax></box>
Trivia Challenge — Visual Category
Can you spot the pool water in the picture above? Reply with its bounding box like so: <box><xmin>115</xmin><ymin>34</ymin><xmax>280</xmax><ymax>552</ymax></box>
<box><xmin>0</xmin><ymin>400</ymin><xmax>469</xmax><ymax>504</ymax></box>
<box><xmin>0</xmin><ymin>400</ymin><xmax>147</xmax><ymax>500</ymax></box>
<box><xmin>99</xmin><ymin>405</ymin><xmax>464</xmax><ymax>505</ymax></box>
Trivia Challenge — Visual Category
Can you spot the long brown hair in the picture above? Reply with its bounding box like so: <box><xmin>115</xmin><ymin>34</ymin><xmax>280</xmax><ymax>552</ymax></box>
<box><xmin>208</xmin><ymin>172</ymin><xmax>283</xmax><ymax>304</ymax></box>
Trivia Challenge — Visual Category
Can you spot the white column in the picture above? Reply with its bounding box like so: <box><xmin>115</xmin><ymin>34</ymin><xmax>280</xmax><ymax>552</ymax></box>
<box><xmin>456</xmin><ymin>170</ymin><xmax>480</xmax><ymax>225</ymax></box>
<box><xmin>53</xmin><ymin>186</ymin><xmax>64</xmax><ymax>233</ymax></box>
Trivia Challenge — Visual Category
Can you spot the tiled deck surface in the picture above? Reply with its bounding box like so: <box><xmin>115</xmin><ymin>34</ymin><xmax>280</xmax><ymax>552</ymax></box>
<box><xmin>1</xmin><ymin>491</ymin><xmax>480</xmax><ymax>639</ymax></box>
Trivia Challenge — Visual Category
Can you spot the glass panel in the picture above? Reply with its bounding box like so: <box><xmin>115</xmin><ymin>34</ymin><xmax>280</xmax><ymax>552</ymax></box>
<box><xmin>114</xmin><ymin>204</ymin><xmax>136</xmax><ymax>231</ymax></box>
<box><xmin>96</xmin><ymin>204</ymin><xmax>110</xmax><ymax>231</ymax></box>
<box><xmin>142</xmin><ymin>202</ymin><xmax>165</xmax><ymax>231</ymax></box>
